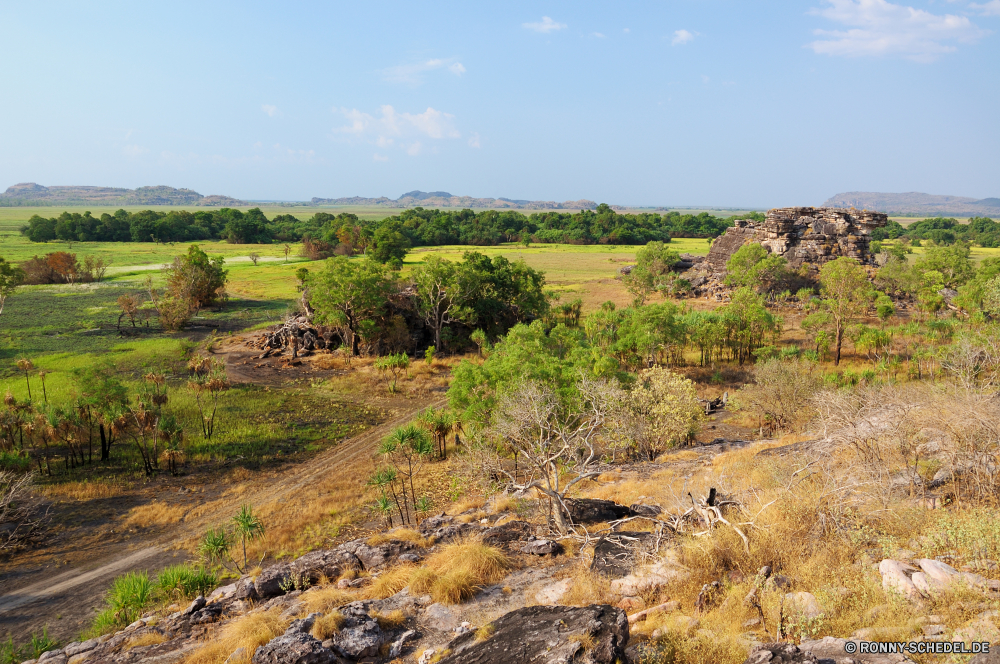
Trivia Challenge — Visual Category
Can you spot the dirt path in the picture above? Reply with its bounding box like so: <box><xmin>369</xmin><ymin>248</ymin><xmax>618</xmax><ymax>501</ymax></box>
<box><xmin>0</xmin><ymin>394</ymin><xmax>446</xmax><ymax>643</ymax></box>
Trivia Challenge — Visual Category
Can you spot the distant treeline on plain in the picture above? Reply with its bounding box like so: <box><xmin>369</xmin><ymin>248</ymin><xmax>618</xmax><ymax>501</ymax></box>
<box><xmin>20</xmin><ymin>204</ymin><xmax>740</xmax><ymax>248</ymax></box>
<box><xmin>874</xmin><ymin>217</ymin><xmax>1000</xmax><ymax>247</ymax></box>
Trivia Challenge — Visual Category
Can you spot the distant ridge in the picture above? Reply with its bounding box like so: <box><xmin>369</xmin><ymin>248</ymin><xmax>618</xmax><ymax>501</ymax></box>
<box><xmin>311</xmin><ymin>190</ymin><xmax>598</xmax><ymax>210</ymax></box>
<box><xmin>0</xmin><ymin>183</ymin><xmax>247</xmax><ymax>207</ymax></box>
<box><xmin>823</xmin><ymin>191</ymin><xmax>1000</xmax><ymax>217</ymax></box>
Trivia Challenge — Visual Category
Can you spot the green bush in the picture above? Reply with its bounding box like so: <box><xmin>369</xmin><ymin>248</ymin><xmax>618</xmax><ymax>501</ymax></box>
<box><xmin>156</xmin><ymin>564</ymin><xmax>217</xmax><ymax>602</ymax></box>
<box><xmin>0</xmin><ymin>451</ymin><xmax>30</xmax><ymax>472</ymax></box>
<box><xmin>88</xmin><ymin>571</ymin><xmax>153</xmax><ymax>635</ymax></box>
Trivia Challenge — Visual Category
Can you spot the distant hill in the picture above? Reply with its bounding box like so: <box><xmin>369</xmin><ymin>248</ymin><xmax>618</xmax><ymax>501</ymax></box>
<box><xmin>311</xmin><ymin>190</ymin><xmax>598</xmax><ymax>210</ymax></box>
<box><xmin>0</xmin><ymin>183</ymin><xmax>247</xmax><ymax>207</ymax></box>
<box><xmin>823</xmin><ymin>191</ymin><xmax>1000</xmax><ymax>217</ymax></box>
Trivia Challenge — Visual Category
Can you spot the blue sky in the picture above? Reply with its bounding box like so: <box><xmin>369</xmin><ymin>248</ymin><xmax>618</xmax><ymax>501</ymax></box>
<box><xmin>1</xmin><ymin>1</ymin><xmax>998</xmax><ymax>207</ymax></box>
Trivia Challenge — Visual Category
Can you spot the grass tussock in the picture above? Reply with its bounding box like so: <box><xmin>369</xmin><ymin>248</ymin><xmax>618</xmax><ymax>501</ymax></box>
<box><xmin>122</xmin><ymin>502</ymin><xmax>186</xmax><ymax>528</ymax></box>
<box><xmin>365</xmin><ymin>564</ymin><xmax>418</xmax><ymax>600</ymax></box>
<box><xmin>372</xmin><ymin>609</ymin><xmax>407</xmax><ymax>629</ymax></box>
<box><xmin>369</xmin><ymin>540</ymin><xmax>511</xmax><ymax>605</ymax></box>
<box><xmin>560</xmin><ymin>568</ymin><xmax>616</xmax><ymax>607</ymax></box>
<box><xmin>43</xmin><ymin>478</ymin><xmax>129</xmax><ymax>501</ymax></box>
<box><xmin>310</xmin><ymin>612</ymin><xmax>345</xmax><ymax>640</ymax></box>
<box><xmin>126</xmin><ymin>632</ymin><xmax>167</xmax><ymax>649</ymax></box>
<box><xmin>367</xmin><ymin>529</ymin><xmax>432</xmax><ymax>548</ymax></box>
<box><xmin>301</xmin><ymin>586</ymin><xmax>355</xmax><ymax>614</ymax></box>
<box><xmin>184</xmin><ymin>609</ymin><xmax>288</xmax><ymax>664</ymax></box>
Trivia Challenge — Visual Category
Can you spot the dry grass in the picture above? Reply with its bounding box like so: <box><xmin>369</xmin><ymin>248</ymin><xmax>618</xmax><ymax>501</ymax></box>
<box><xmin>301</xmin><ymin>586</ymin><xmax>355</xmax><ymax>614</ymax></box>
<box><xmin>367</xmin><ymin>529</ymin><xmax>432</xmax><ymax>547</ymax></box>
<box><xmin>184</xmin><ymin>609</ymin><xmax>288</xmax><ymax>664</ymax></box>
<box><xmin>561</xmin><ymin>567</ymin><xmax>616</xmax><ymax>607</ymax></box>
<box><xmin>310</xmin><ymin>611</ymin><xmax>345</xmax><ymax>640</ymax></box>
<box><xmin>372</xmin><ymin>609</ymin><xmax>407</xmax><ymax>629</ymax></box>
<box><xmin>369</xmin><ymin>539</ymin><xmax>512</xmax><ymax>605</ymax></box>
<box><xmin>43</xmin><ymin>478</ymin><xmax>129</xmax><ymax>501</ymax></box>
<box><xmin>567</xmin><ymin>633</ymin><xmax>597</xmax><ymax>651</ymax></box>
<box><xmin>122</xmin><ymin>502</ymin><xmax>186</xmax><ymax>528</ymax></box>
<box><xmin>365</xmin><ymin>564</ymin><xmax>418</xmax><ymax>600</ymax></box>
<box><xmin>126</xmin><ymin>632</ymin><xmax>168</xmax><ymax>649</ymax></box>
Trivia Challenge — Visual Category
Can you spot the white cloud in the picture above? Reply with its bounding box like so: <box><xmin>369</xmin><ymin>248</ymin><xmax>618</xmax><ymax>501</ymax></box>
<box><xmin>468</xmin><ymin>132</ymin><xmax>481</xmax><ymax>148</ymax></box>
<box><xmin>808</xmin><ymin>0</ymin><xmax>988</xmax><ymax>62</ymax></box>
<box><xmin>592</xmin><ymin>32</ymin><xmax>606</xmax><ymax>38</ymax></box>
<box><xmin>122</xmin><ymin>144</ymin><xmax>148</xmax><ymax>157</ymax></box>
<box><xmin>335</xmin><ymin>105</ymin><xmax>461</xmax><ymax>156</ymax></box>
<box><xmin>381</xmin><ymin>58</ymin><xmax>466</xmax><ymax>85</ymax></box>
<box><xmin>523</xmin><ymin>16</ymin><xmax>567</xmax><ymax>33</ymax></box>
<box><xmin>262</xmin><ymin>104</ymin><xmax>278</xmax><ymax>117</ymax></box>
<box><xmin>970</xmin><ymin>0</ymin><xmax>1000</xmax><ymax>15</ymax></box>
<box><xmin>373</xmin><ymin>153</ymin><xmax>389</xmax><ymax>162</ymax></box>
<box><xmin>672</xmin><ymin>29</ymin><xmax>696</xmax><ymax>45</ymax></box>
<box><xmin>623</xmin><ymin>28</ymin><xmax>630</xmax><ymax>33</ymax></box>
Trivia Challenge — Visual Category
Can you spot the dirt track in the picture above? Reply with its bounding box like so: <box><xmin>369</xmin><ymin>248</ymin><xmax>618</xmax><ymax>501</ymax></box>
<box><xmin>0</xmin><ymin>392</ymin><xmax>446</xmax><ymax>643</ymax></box>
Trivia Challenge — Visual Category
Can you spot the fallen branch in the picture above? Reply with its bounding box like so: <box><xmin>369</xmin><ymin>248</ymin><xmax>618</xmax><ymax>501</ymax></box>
<box><xmin>628</xmin><ymin>599</ymin><xmax>674</xmax><ymax>624</ymax></box>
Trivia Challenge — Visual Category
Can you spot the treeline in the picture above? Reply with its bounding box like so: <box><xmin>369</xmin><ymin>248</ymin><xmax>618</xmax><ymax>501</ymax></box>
<box><xmin>872</xmin><ymin>216</ymin><xmax>1000</xmax><ymax>247</ymax></box>
<box><xmin>22</xmin><ymin>204</ymin><xmax>737</xmax><ymax>249</ymax></box>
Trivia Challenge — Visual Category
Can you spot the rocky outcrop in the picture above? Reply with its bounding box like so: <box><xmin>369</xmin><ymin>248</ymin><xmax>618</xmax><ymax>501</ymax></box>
<box><xmin>565</xmin><ymin>498</ymin><xmax>631</xmax><ymax>525</ymax></box>
<box><xmin>437</xmin><ymin>604</ymin><xmax>629</xmax><ymax>664</ymax></box>
<box><xmin>706</xmin><ymin>207</ymin><xmax>887</xmax><ymax>274</ymax></box>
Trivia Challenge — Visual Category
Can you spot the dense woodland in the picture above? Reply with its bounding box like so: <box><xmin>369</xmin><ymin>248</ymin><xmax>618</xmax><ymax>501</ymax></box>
<box><xmin>20</xmin><ymin>205</ymin><xmax>738</xmax><ymax>251</ymax></box>
<box><xmin>873</xmin><ymin>215</ymin><xmax>1000</xmax><ymax>246</ymax></box>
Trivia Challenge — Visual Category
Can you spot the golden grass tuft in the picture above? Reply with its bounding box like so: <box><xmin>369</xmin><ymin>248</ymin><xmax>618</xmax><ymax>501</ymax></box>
<box><xmin>367</xmin><ymin>529</ymin><xmax>432</xmax><ymax>548</ymax></box>
<box><xmin>567</xmin><ymin>633</ymin><xmax>597</xmax><ymax>652</ymax></box>
<box><xmin>301</xmin><ymin>586</ymin><xmax>355</xmax><ymax>614</ymax></box>
<box><xmin>43</xmin><ymin>478</ymin><xmax>129</xmax><ymax>501</ymax></box>
<box><xmin>184</xmin><ymin>609</ymin><xmax>288</xmax><ymax>664</ymax></box>
<box><xmin>123</xmin><ymin>502</ymin><xmax>186</xmax><ymax>528</ymax></box>
<box><xmin>416</xmin><ymin>539</ymin><xmax>512</xmax><ymax>605</ymax></box>
<box><xmin>365</xmin><ymin>564</ymin><xmax>418</xmax><ymax>600</ymax></box>
<box><xmin>126</xmin><ymin>632</ymin><xmax>168</xmax><ymax>649</ymax></box>
<box><xmin>561</xmin><ymin>567</ymin><xmax>616</xmax><ymax>607</ymax></box>
<box><xmin>474</xmin><ymin>624</ymin><xmax>494</xmax><ymax>642</ymax></box>
<box><xmin>373</xmin><ymin>609</ymin><xmax>407</xmax><ymax>629</ymax></box>
<box><xmin>311</xmin><ymin>611</ymin><xmax>345</xmax><ymax>640</ymax></box>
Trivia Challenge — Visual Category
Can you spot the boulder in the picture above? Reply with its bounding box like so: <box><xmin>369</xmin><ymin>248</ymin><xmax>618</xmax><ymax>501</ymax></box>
<box><xmin>341</xmin><ymin>539</ymin><xmax>420</xmax><ymax>570</ymax></box>
<box><xmin>251</xmin><ymin>632</ymin><xmax>337</xmax><ymax>664</ymax></box>
<box><xmin>520</xmin><ymin>538</ymin><xmax>563</xmax><ymax>556</ymax></box>
<box><xmin>743</xmin><ymin>643</ymin><xmax>820</xmax><ymax>664</ymax></box>
<box><xmin>424</xmin><ymin>603</ymin><xmax>460</xmax><ymax>631</ymax></box>
<box><xmin>438</xmin><ymin>604</ymin><xmax>628</xmax><ymax>664</ymax></box>
<box><xmin>290</xmin><ymin>549</ymin><xmax>362</xmax><ymax>585</ymax></box>
<box><xmin>878</xmin><ymin>559</ymin><xmax>924</xmax><ymax>600</ymax></box>
<box><xmin>327</xmin><ymin>602</ymin><xmax>383</xmax><ymax>659</ymax></box>
<box><xmin>970</xmin><ymin>647</ymin><xmax>1000</xmax><ymax>664</ymax></box>
<box><xmin>629</xmin><ymin>504</ymin><xmax>662</xmax><ymax>518</ymax></box>
<box><xmin>591</xmin><ymin>532</ymin><xmax>653</xmax><ymax>578</ymax></box>
<box><xmin>482</xmin><ymin>520</ymin><xmax>534</xmax><ymax>549</ymax></box>
<box><xmin>565</xmin><ymin>498</ymin><xmax>631</xmax><ymax>524</ymax></box>
<box><xmin>234</xmin><ymin>576</ymin><xmax>260</xmax><ymax>602</ymax></box>
<box><xmin>256</xmin><ymin>564</ymin><xmax>295</xmax><ymax>599</ymax></box>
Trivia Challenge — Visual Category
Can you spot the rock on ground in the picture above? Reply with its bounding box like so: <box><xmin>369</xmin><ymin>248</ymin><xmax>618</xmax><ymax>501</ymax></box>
<box><xmin>438</xmin><ymin>604</ymin><xmax>628</xmax><ymax>664</ymax></box>
<box><xmin>565</xmin><ymin>498</ymin><xmax>631</xmax><ymax>525</ymax></box>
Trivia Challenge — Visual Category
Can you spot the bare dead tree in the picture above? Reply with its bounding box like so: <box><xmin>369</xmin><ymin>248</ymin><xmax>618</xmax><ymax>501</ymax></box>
<box><xmin>487</xmin><ymin>376</ymin><xmax>622</xmax><ymax>534</ymax></box>
<box><xmin>0</xmin><ymin>471</ymin><xmax>49</xmax><ymax>550</ymax></box>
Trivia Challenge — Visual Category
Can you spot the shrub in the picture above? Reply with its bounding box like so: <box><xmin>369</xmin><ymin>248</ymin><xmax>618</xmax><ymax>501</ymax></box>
<box><xmin>88</xmin><ymin>571</ymin><xmax>153</xmax><ymax>635</ymax></box>
<box><xmin>156</xmin><ymin>564</ymin><xmax>217</xmax><ymax>602</ymax></box>
<box><xmin>731</xmin><ymin>359</ymin><xmax>822</xmax><ymax>435</ymax></box>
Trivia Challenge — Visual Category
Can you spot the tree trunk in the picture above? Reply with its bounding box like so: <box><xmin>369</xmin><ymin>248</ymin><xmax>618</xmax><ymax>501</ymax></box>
<box><xmin>834</xmin><ymin>323</ymin><xmax>843</xmax><ymax>366</ymax></box>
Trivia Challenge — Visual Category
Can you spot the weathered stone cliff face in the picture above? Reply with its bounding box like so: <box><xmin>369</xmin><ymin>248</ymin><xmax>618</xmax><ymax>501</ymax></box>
<box><xmin>705</xmin><ymin>207</ymin><xmax>888</xmax><ymax>274</ymax></box>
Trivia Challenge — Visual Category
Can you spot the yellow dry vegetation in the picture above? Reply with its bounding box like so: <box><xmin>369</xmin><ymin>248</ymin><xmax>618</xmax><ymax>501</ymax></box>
<box><xmin>184</xmin><ymin>609</ymin><xmax>288</xmax><ymax>664</ymax></box>
<box><xmin>122</xmin><ymin>502</ymin><xmax>186</xmax><ymax>528</ymax></box>
<box><xmin>310</xmin><ymin>611</ymin><xmax>345</xmax><ymax>640</ymax></box>
<box><xmin>300</xmin><ymin>586</ymin><xmax>355</xmax><ymax>614</ymax></box>
<box><xmin>125</xmin><ymin>632</ymin><xmax>168</xmax><ymax>649</ymax></box>
<box><xmin>367</xmin><ymin>529</ymin><xmax>432</xmax><ymax>547</ymax></box>
<box><xmin>366</xmin><ymin>539</ymin><xmax>512</xmax><ymax>605</ymax></box>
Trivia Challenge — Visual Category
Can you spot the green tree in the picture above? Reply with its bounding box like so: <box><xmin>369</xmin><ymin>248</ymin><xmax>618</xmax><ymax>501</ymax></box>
<box><xmin>724</xmin><ymin>243</ymin><xmax>788</xmax><ymax>294</ymax></box>
<box><xmin>369</xmin><ymin>222</ymin><xmax>411</xmax><ymax>263</ymax></box>
<box><xmin>410</xmin><ymin>256</ymin><xmax>478</xmax><ymax>350</ymax></box>
<box><xmin>379</xmin><ymin>424</ymin><xmax>434</xmax><ymax>519</ymax></box>
<box><xmin>719</xmin><ymin>287</ymin><xmax>782</xmax><ymax>364</ymax></box>
<box><xmin>0</xmin><ymin>258</ymin><xmax>26</xmax><ymax>316</ymax></box>
<box><xmin>165</xmin><ymin>245</ymin><xmax>228</xmax><ymax>310</ymax></box>
<box><xmin>818</xmin><ymin>257</ymin><xmax>874</xmax><ymax>365</ymax></box>
<box><xmin>622</xmin><ymin>241</ymin><xmax>679</xmax><ymax>305</ymax></box>
<box><xmin>307</xmin><ymin>257</ymin><xmax>396</xmax><ymax>355</ymax></box>
<box><xmin>915</xmin><ymin>243</ymin><xmax>975</xmax><ymax>288</ymax></box>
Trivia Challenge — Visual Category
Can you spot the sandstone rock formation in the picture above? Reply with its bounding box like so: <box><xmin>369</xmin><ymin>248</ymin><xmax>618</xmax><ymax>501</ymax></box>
<box><xmin>705</xmin><ymin>207</ymin><xmax>888</xmax><ymax>274</ymax></box>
